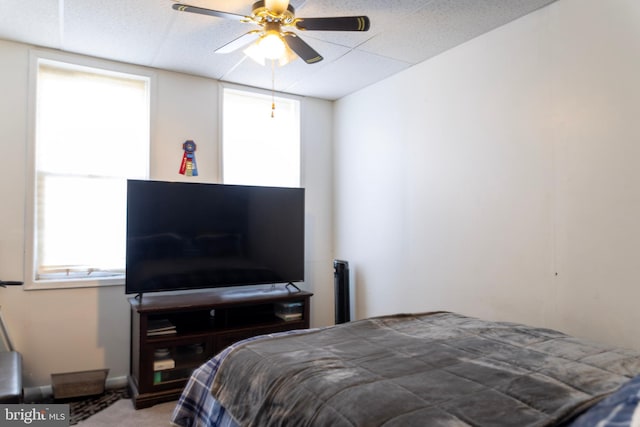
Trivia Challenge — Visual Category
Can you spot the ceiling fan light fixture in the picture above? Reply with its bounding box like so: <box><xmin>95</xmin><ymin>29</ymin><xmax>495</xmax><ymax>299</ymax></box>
<box><xmin>243</xmin><ymin>42</ymin><xmax>266</xmax><ymax>66</ymax></box>
<box><xmin>244</xmin><ymin>21</ymin><xmax>290</xmax><ymax>66</ymax></box>
<box><xmin>243</xmin><ymin>33</ymin><xmax>288</xmax><ymax>66</ymax></box>
<box><xmin>260</xmin><ymin>31</ymin><xmax>286</xmax><ymax>60</ymax></box>
<box><xmin>278</xmin><ymin>43</ymin><xmax>297</xmax><ymax>66</ymax></box>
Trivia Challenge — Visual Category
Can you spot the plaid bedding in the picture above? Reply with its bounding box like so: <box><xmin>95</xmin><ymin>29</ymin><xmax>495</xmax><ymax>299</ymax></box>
<box><xmin>569</xmin><ymin>375</ymin><xmax>640</xmax><ymax>427</ymax></box>
<box><xmin>170</xmin><ymin>345</ymin><xmax>236</xmax><ymax>427</ymax></box>
<box><xmin>171</xmin><ymin>329</ymin><xmax>316</xmax><ymax>427</ymax></box>
<box><xmin>171</xmin><ymin>313</ymin><xmax>640</xmax><ymax>427</ymax></box>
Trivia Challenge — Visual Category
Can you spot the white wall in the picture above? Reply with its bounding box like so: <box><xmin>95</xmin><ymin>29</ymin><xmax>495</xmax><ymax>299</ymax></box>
<box><xmin>334</xmin><ymin>0</ymin><xmax>640</xmax><ymax>352</ymax></box>
<box><xmin>0</xmin><ymin>39</ymin><xmax>334</xmax><ymax>387</ymax></box>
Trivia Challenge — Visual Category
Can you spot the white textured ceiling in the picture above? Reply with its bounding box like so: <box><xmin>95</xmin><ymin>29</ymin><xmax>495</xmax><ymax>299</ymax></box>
<box><xmin>0</xmin><ymin>0</ymin><xmax>558</xmax><ymax>100</ymax></box>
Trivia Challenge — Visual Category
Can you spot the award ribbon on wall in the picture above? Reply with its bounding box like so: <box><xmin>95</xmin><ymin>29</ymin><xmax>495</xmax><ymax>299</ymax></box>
<box><xmin>179</xmin><ymin>140</ymin><xmax>198</xmax><ymax>176</ymax></box>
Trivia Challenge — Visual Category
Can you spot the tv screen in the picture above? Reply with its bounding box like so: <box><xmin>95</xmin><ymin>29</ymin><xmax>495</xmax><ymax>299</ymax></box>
<box><xmin>125</xmin><ymin>180</ymin><xmax>305</xmax><ymax>295</ymax></box>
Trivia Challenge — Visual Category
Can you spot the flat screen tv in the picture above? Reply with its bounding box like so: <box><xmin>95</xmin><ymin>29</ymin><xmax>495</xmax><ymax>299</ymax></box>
<box><xmin>125</xmin><ymin>180</ymin><xmax>305</xmax><ymax>295</ymax></box>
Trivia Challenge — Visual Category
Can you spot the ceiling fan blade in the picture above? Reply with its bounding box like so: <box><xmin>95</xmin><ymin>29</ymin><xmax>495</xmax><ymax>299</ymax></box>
<box><xmin>172</xmin><ymin>3</ymin><xmax>247</xmax><ymax>21</ymax></box>
<box><xmin>265</xmin><ymin>0</ymin><xmax>290</xmax><ymax>15</ymax></box>
<box><xmin>282</xmin><ymin>33</ymin><xmax>323</xmax><ymax>64</ymax></box>
<box><xmin>295</xmin><ymin>16</ymin><xmax>370</xmax><ymax>32</ymax></box>
<box><xmin>215</xmin><ymin>30</ymin><xmax>262</xmax><ymax>54</ymax></box>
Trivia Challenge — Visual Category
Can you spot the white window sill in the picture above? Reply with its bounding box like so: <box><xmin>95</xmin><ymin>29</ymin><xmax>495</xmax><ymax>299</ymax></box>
<box><xmin>24</xmin><ymin>276</ymin><xmax>125</xmax><ymax>290</ymax></box>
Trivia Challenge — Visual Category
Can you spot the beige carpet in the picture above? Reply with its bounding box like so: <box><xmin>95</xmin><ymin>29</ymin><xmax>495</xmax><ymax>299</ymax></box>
<box><xmin>76</xmin><ymin>399</ymin><xmax>177</xmax><ymax>426</ymax></box>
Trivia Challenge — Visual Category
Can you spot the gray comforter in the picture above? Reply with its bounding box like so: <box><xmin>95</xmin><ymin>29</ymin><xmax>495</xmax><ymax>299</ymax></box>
<box><xmin>211</xmin><ymin>312</ymin><xmax>640</xmax><ymax>426</ymax></box>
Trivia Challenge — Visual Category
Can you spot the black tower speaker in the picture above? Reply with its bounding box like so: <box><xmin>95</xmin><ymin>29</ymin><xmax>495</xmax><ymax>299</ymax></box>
<box><xmin>333</xmin><ymin>259</ymin><xmax>350</xmax><ymax>324</ymax></box>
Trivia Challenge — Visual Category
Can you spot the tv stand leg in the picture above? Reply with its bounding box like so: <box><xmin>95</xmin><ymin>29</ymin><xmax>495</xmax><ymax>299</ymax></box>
<box><xmin>286</xmin><ymin>282</ymin><xmax>301</xmax><ymax>293</ymax></box>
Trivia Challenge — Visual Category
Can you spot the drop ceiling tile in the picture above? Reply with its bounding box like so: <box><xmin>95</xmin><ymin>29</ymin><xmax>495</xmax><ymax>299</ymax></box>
<box><xmin>220</xmin><ymin>57</ymin><xmax>305</xmax><ymax>93</ymax></box>
<box><xmin>63</xmin><ymin>0</ymin><xmax>176</xmax><ymax>66</ymax></box>
<box><xmin>0</xmin><ymin>0</ymin><xmax>61</xmax><ymax>48</ymax></box>
<box><xmin>358</xmin><ymin>0</ymin><xmax>557</xmax><ymax>64</ymax></box>
<box><xmin>154</xmin><ymin>9</ymin><xmax>251</xmax><ymax>79</ymax></box>
<box><xmin>285</xmin><ymin>49</ymin><xmax>410</xmax><ymax>100</ymax></box>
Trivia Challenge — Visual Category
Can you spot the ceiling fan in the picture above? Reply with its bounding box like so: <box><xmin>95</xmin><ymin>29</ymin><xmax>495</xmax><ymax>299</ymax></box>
<box><xmin>172</xmin><ymin>0</ymin><xmax>370</xmax><ymax>65</ymax></box>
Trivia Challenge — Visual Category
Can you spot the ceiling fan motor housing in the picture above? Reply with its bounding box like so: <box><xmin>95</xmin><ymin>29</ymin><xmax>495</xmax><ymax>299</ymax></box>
<box><xmin>251</xmin><ymin>1</ymin><xmax>296</xmax><ymax>25</ymax></box>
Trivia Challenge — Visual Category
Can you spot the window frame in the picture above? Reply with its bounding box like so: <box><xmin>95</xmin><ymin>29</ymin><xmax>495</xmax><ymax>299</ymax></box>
<box><xmin>24</xmin><ymin>49</ymin><xmax>155</xmax><ymax>290</ymax></box>
<box><xmin>219</xmin><ymin>83</ymin><xmax>303</xmax><ymax>188</ymax></box>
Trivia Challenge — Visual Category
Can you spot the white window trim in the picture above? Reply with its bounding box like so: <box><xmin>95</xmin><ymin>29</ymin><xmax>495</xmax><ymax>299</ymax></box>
<box><xmin>24</xmin><ymin>48</ymin><xmax>156</xmax><ymax>290</ymax></box>
<box><xmin>218</xmin><ymin>82</ymin><xmax>305</xmax><ymax>187</ymax></box>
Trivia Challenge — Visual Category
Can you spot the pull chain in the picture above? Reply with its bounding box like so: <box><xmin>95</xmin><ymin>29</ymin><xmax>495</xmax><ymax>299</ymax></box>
<box><xmin>271</xmin><ymin>60</ymin><xmax>276</xmax><ymax>118</ymax></box>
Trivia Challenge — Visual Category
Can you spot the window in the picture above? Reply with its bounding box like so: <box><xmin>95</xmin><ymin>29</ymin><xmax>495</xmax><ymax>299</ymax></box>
<box><xmin>222</xmin><ymin>88</ymin><xmax>300</xmax><ymax>187</ymax></box>
<box><xmin>29</xmin><ymin>57</ymin><xmax>150</xmax><ymax>286</ymax></box>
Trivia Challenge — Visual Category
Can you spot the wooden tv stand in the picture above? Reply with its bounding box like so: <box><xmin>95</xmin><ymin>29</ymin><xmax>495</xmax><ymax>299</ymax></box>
<box><xmin>128</xmin><ymin>286</ymin><xmax>312</xmax><ymax>409</ymax></box>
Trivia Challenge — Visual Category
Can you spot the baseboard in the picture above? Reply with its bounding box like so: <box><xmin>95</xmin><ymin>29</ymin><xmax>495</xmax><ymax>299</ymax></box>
<box><xmin>106</xmin><ymin>375</ymin><xmax>129</xmax><ymax>390</ymax></box>
<box><xmin>23</xmin><ymin>375</ymin><xmax>129</xmax><ymax>403</ymax></box>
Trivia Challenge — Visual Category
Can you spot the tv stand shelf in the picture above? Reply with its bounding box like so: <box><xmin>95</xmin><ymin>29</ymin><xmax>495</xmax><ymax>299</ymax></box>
<box><xmin>128</xmin><ymin>287</ymin><xmax>312</xmax><ymax>409</ymax></box>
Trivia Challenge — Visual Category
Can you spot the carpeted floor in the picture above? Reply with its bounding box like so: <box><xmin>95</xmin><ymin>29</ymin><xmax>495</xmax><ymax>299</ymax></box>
<box><xmin>34</xmin><ymin>387</ymin><xmax>176</xmax><ymax>426</ymax></box>
<box><xmin>76</xmin><ymin>398</ymin><xmax>176</xmax><ymax>426</ymax></box>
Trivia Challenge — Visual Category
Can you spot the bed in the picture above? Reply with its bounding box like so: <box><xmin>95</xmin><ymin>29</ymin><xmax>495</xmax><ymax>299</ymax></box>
<box><xmin>171</xmin><ymin>311</ymin><xmax>640</xmax><ymax>427</ymax></box>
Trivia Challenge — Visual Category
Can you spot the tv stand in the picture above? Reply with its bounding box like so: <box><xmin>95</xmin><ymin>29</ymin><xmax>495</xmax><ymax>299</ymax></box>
<box><xmin>128</xmin><ymin>286</ymin><xmax>312</xmax><ymax>409</ymax></box>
